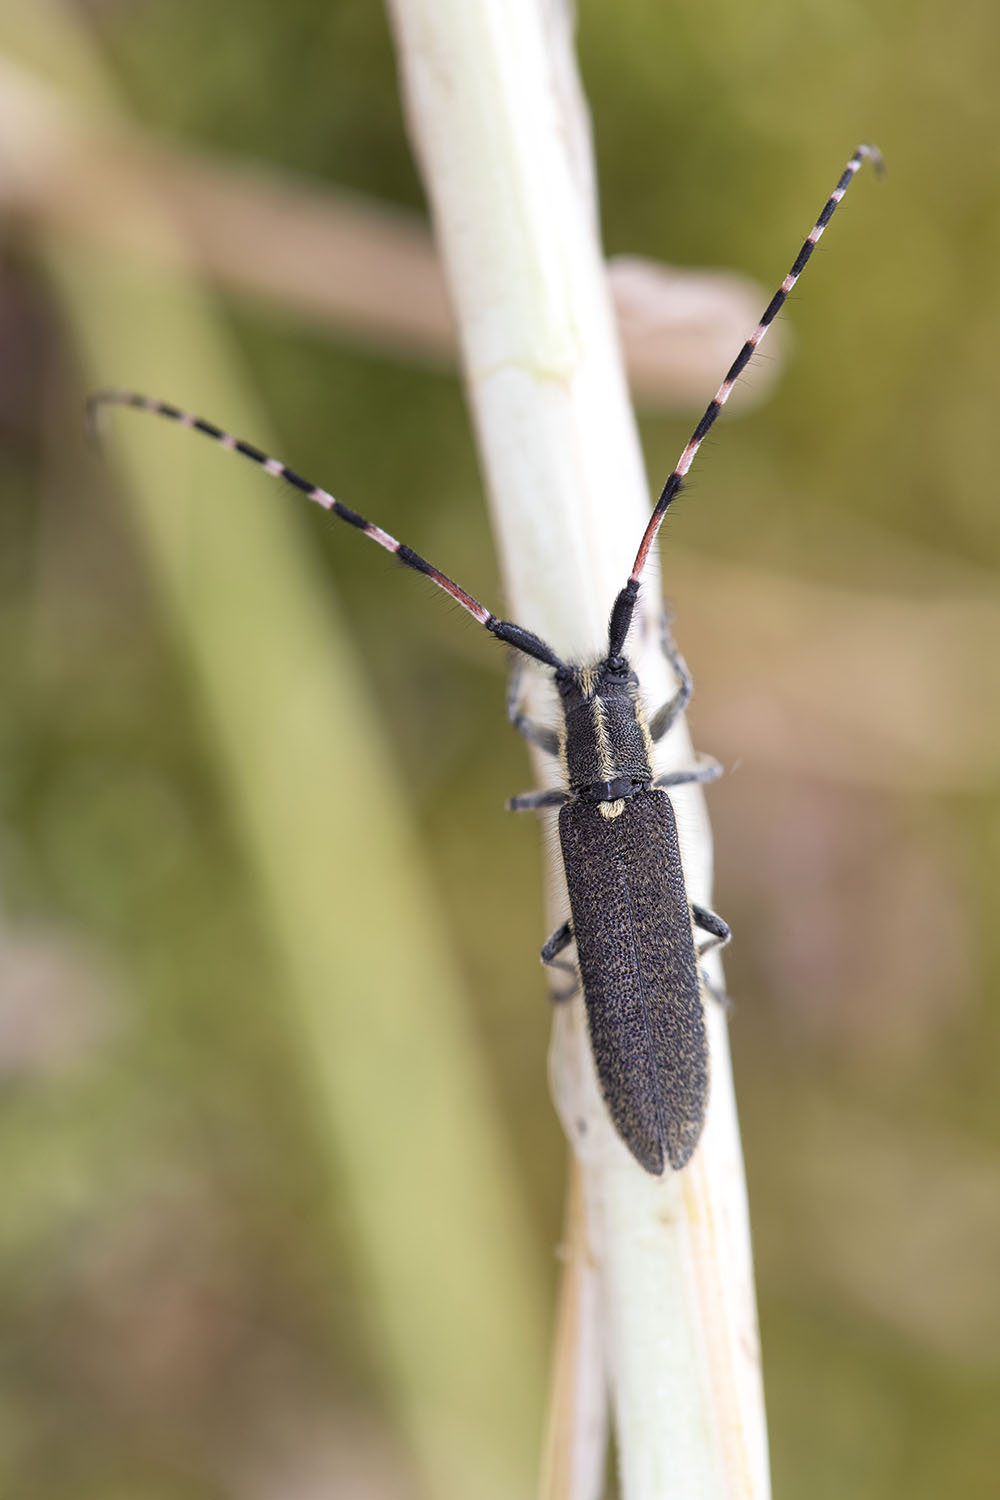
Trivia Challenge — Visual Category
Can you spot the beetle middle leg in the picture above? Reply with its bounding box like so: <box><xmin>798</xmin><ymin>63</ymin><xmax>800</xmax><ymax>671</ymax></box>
<box><xmin>507</xmin><ymin>788</ymin><xmax>569</xmax><ymax>812</ymax></box>
<box><xmin>653</xmin><ymin>756</ymin><xmax>723</xmax><ymax>791</ymax></box>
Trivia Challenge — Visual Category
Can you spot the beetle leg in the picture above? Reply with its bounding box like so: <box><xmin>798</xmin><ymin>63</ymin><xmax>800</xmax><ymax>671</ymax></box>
<box><xmin>541</xmin><ymin>919</ymin><xmax>573</xmax><ymax>961</ymax></box>
<box><xmin>653</xmin><ymin>755</ymin><xmax>723</xmax><ymax>790</ymax></box>
<box><xmin>699</xmin><ymin>971</ymin><xmax>733</xmax><ymax>1013</ymax></box>
<box><xmin>507</xmin><ymin>788</ymin><xmax>569</xmax><ymax>812</ymax></box>
<box><xmin>692</xmin><ymin>905</ymin><xmax>733</xmax><ymax>1010</ymax></box>
<box><xmin>541</xmin><ymin>919</ymin><xmax>578</xmax><ymax>1002</ymax></box>
<box><xmin>647</xmin><ymin>615</ymin><xmax>693</xmax><ymax>742</ymax></box>
<box><xmin>507</xmin><ymin>659</ymin><xmax>560</xmax><ymax>756</ymax></box>
<box><xmin>691</xmin><ymin>902</ymin><xmax>730</xmax><ymax>955</ymax></box>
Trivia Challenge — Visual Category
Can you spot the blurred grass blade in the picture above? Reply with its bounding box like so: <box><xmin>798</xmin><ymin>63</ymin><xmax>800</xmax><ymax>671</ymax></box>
<box><xmin>0</xmin><ymin>3</ymin><xmax>548</xmax><ymax>1497</ymax></box>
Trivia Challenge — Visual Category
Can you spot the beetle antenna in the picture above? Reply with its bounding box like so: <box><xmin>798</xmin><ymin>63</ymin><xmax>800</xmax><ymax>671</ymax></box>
<box><xmin>607</xmin><ymin>142</ymin><xmax>883</xmax><ymax>658</ymax></box>
<box><xmin>87</xmin><ymin>390</ymin><xmax>567</xmax><ymax>672</ymax></box>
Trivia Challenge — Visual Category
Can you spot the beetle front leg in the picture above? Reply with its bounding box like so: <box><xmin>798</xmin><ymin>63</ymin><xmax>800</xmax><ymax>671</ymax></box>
<box><xmin>506</xmin><ymin>658</ymin><xmax>560</xmax><ymax>756</ymax></box>
<box><xmin>647</xmin><ymin>615</ymin><xmax>694</xmax><ymax>743</ymax></box>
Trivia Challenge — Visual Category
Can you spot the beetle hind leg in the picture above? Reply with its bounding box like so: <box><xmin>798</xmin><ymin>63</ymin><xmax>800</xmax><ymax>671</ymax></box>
<box><xmin>541</xmin><ymin>919</ymin><xmax>579</xmax><ymax>1002</ymax></box>
<box><xmin>700</xmin><ymin>971</ymin><xmax>733</xmax><ymax>1013</ymax></box>
<box><xmin>692</xmin><ymin>903</ymin><xmax>733</xmax><ymax>1010</ymax></box>
<box><xmin>692</xmin><ymin>902</ymin><xmax>730</xmax><ymax>955</ymax></box>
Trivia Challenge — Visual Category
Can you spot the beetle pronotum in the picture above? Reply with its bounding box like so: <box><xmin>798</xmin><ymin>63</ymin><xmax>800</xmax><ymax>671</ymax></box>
<box><xmin>90</xmin><ymin>143</ymin><xmax>881</xmax><ymax>1173</ymax></box>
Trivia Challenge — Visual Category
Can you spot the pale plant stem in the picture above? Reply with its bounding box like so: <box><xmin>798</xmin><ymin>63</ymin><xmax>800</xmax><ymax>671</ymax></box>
<box><xmin>385</xmin><ymin>3</ymin><xmax>770</xmax><ymax>1497</ymax></box>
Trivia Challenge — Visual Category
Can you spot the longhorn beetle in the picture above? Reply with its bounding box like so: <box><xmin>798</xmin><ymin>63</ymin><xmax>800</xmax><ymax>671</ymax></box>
<box><xmin>90</xmin><ymin>143</ymin><xmax>881</xmax><ymax>1174</ymax></box>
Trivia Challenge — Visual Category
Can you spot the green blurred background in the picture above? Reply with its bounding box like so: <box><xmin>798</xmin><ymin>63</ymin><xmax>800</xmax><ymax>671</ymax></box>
<box><xmin>1</xmin><ymin>1</ymin><xmax>999</xmax><ymax>1497</ymax></box>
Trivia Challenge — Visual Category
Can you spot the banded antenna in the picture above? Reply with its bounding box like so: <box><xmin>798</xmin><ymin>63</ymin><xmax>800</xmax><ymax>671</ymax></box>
<box><xmin>607</xmin><ymin>142</ymin><xmax>883</xmax><ymax>659</ymax></box>
<box><xmin>85</xmin><ymin>391</ymin><xmax>566</xmax><ymax>670</ymax></box>
<box><xmin>89</xmin><ymin>143</ymin><xmax>882</xmax><ymax>671</ymax></box>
